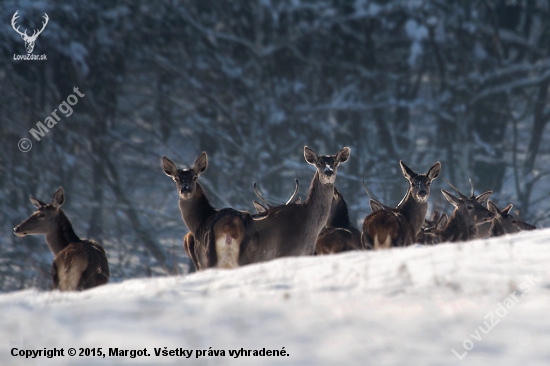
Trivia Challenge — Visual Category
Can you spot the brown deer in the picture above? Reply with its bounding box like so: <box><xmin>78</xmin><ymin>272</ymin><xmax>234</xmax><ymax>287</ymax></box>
<box><xmin>363</xmin><ymin>182</ymin><xmax>449</xmax><ymax>247</ymax></box>
<box><xmin>415</xmin><ymin>210</ymin><xmax>448</xmax><ymax>244</ymax></box>
<box><xmin>422</xmin><ymin>210</ymin><xmax>448</xmax><ymax>231</ymax></box>
<box><xmin>13</xmin><ymin>187</ymin><xmax>109</xmax><ymax>291</ymax></box>
<box><xmin>250</xmin><ymin>146</ymin><xmax>350</xmax><ymax>261</ymax></box>
<box><xmin>315</xmin><ymin>187</ymin><xmax>362</xmax><ymax>255</ymax></box>
<box><xmin>431</xmin><ymin>182</ymin><xmax>495</xmax><ymax>242</ymax></box>
<box><xmin>462</xmin><ymin>179</ymin><xmax>495</xmax><ymax>239</ymax></box>
<box><xmin>162</xmin><ymin>152</ymin><xmax>258</xmax><ymax>270</ymax></box>
<box><xmin>487</xmin><ymin>201</ymin><xmax>536</xmax><ymax>236</ymax></box>
<box><xmin>361</xmin><ymin>161</ymin><xmax>441</xmax><ymax>249</ymax></box>
<box><xmin>252</xmin><ymin>179</ymin><xmax>301</xmax><ymax>214</ymax></box>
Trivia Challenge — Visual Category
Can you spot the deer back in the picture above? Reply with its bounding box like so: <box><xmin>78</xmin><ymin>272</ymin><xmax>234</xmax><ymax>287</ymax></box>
<box><xmin>52</xmin><ymin>239</ymin><xmax>109</xmax><ymax>291</ymax></box>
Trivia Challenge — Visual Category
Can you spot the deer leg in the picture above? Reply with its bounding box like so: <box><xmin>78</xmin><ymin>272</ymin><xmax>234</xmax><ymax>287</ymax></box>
<box><xmin>183</xmin><ymin>232</ymin><xmax>200</xmax><ymax>271</ymax></box>
<box><xmin>51</xmin><ymin>261</ymin><xmax>59</xmax><ymax>290</ymax></box>
<box><xmin>77</xmin><ymin>267</ymin><xmax>94</xmax><ymax>291</ymax></box>
<box><xmin>77</xmin><ymin>260</ymin><xmax>103</xmax><ymax>291</ymax></box>
<box><xmin>360</xmin><ymin>231</ymin><xmax>374</xmax><ymax>250</ymax></box>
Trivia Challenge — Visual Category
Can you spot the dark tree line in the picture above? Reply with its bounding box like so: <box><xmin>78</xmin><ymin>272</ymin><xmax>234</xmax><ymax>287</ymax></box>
<box><xmin>1</xmin><ymin>0</ymin><xmax>549</xmax><ymax>292</ymax></box>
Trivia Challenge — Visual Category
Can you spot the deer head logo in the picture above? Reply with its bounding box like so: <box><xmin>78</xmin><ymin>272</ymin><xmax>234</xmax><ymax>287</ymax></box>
<box><xmin>11</xmin><ymin>11</ymin><xmax>49</xmax><ymax>54</ymax></box>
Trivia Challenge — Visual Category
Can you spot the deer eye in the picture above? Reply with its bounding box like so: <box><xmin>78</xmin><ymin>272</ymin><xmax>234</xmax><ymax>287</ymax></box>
<box><xmin>37</xmin><ymin>213</ymin><xmax>46</xmax><ymax>218</ymax></box>
<box><xmin>511</xmin><ymin>219</ymin><xmax>518</xmax><ymax>224</ymax></box>
<box><xmin>466</xmin><ymin>205</ymin><xmax>473</xmax><ymax>211</ymax></box>
<box><xmin>427</xmin><ymin>182</ymin><xmax>431</xmax><ymax>186</ymax></box>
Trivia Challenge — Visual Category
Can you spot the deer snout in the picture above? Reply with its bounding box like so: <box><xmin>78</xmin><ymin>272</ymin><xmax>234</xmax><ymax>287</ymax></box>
<box><xmin>13</xmin><ymin>226</ymin><xmax>25</xmax><ymax>237</ymax></box>
<box><xmin>324</xmin><ymin>166</ymin><xmax>334</xmax><ymax>177</ymax></box>
<box><xmin>180</xmin><ymin>184</ymin><xmax>191</xmax><ymax>194</ymax></box>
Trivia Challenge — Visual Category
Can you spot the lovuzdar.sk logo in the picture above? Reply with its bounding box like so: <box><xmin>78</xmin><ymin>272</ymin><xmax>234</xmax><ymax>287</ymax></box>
<box><xmin>11</xmin><ymin>10</ymin><xmax>48</xmax><ymax>60</ymax></box>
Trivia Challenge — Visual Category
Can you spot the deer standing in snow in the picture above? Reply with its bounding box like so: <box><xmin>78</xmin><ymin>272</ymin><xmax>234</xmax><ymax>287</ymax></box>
<box><xmin>162</xmin><ymin>152</ymin><xmax>258</xmax><ymax>270</ymax></box>
<box><xmin>250</xmin><ymin>146</ymin><xmax>350</xmax><ymax>261</ymax></box>
<box><xmin>361</xmin><ymin>161</ymin><xmax>441</xmax><ymax>249</ymax></box>
<box><xmin>13</xmin><ymin>187</ymin><xmax>109</xmax><ymax>291</ymax></box>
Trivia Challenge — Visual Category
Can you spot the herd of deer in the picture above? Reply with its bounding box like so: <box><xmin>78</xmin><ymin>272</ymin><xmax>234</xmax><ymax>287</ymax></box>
<box><xmin>12</xmin><ymin>147</ymin><xmax>536</xmax><ymax>291</ymax></box>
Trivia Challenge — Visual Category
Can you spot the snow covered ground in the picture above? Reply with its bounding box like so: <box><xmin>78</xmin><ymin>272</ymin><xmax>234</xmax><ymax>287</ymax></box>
<box><xmin>1</xmin><ymin>229</ymin><xmax>550</xmax><ymax>366</ymax></box>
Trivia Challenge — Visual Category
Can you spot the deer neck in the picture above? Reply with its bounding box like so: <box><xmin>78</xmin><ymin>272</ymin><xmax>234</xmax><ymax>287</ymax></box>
<box><xmin>304</xmin><ymin>171</ymin><xmax>334</xmax><ymax>227</ymax></box>
<box><xmin>397</xmin><ymin>191</ymin><xmax>427</xmax><ymax>234</ymax></box>
<box><xmin>45</xmin><ymin>211</ymin><xmax>80</xmax><ymax>255</ymax></box>
<box><xmin>326</xmin><ymin>192</ymin><xmax>351</xmax><ymax>229</ymax></box>
<box><xmin>178</xmin><ymin>183</ymin><xmax>217</xmax><ymax>234</ymax></box>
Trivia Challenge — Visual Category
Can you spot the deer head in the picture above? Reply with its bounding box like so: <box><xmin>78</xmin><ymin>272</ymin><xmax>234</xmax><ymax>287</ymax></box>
<box><xmin>162</xmin><ymin>152</ymin><xmax>208</xmax><ymax>199</ymax></box>
<box><xmin>400</xmin><ymin>161</ymin><xmax>441</xmax><ymax>203</ymax></box>
<box><xmin>441</xmin><ymin>188</ymin><xmax>494</xmax><ymax>227</ymax></box>
<box><xmin>304</xmin><ymin>146</ymin><xmax>350</xmax><ymax>185</ymax></box>
<box><xmin>422</xmin><ymin>210</ymin><xmax>448</xmax><ymax>232</ymax></box>
<box><xmin>11</xmin><ymin>11</ymin><xmax>49</xmax><ymax>54</ymax></box>
<box><xmin>13</xmin><ymin>187</ymin><xmax>65</xmax><ymax>237</ymax></box>
<box><xmin>487</xmin><ymin>201</ymin><xmax>536</xmax><ymax>234</ymax></box>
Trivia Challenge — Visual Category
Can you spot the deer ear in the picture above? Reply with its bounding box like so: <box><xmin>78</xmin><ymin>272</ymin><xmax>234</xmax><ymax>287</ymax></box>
<box><xmin>162</xmin><ymin>156</ymin><xmax>178</xmax><ymax>177</ymax></box>
<box><xmin>487</xmin><ymin>201</ymin><xmax>502</xmax><ymax>217</ymax></box>
<box><xmin>192</xmin><ymin>152</ymin><xmax>208</xmax><ymax>176</ymax></box>
<box><xmin>304</xmin><ymin>146</ymin><xmax>318</xmax><ymax>165</ymax></box>
<box><xmin>30</xmin><ymin>196</ymin><xmax>46</xmax><ymax>209</ymax></box>
<box><xmin>253</xmin><ymin>201</ymin><xmax>267</xmax><ymax>214</ymax></box>
<box><xmin>51</xmin><ymin>187</ymin><xmax>65</xmax><ymax>209</ymax></box>
<box><xmin>476</xmin><ymin>190</ymin><xmax>493</xmax><ymax>205</ymax></box>
<box><xmin>400</xmin><ymin>161</ymin><xmax>416</xmax><ymax>181</ymax></box>
<box><xmin>369</xmin><ymin>199</ymin><xmax>385</xmax><ymax>213</ymax></box>
<box><xmin>441</xmin><ymin>189</ymin><xmax>461</xmax><ymax>208</ymax></box>
<box><xmin>336</xmin><ymin>147</ymin><xmax>350</xmax><ymax>164</ymax></box>
<box><xmin>501</xmin><ymin>204</ymin><xmax>513</xmax><ymax>215</ymax></box>
<box><xmin>437</xmin><ymin>213</ymin><xmax>448</xmax><ymax>230</ymax></box>
<box><xmin>427</xmin><ymin>162</ymin><xmax>441</xmax><ymax>181</ymax></box>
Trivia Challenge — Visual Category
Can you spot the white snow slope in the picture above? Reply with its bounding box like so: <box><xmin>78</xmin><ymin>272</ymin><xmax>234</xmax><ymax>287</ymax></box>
<box><xmin>1</xmin><ymin>229</ymin><xmax>550</xmax><ymax>366</ymax></box>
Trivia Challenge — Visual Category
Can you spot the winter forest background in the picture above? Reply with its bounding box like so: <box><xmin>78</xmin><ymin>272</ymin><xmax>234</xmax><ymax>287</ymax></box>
<box><xmin>1</xmin><ymin>0</ymin><xmax>549</xmax><ymax>292</ymax></box>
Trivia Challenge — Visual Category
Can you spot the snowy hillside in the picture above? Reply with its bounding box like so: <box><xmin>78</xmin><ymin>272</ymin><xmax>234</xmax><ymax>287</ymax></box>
<box><xmin>1</xmin><ymin>229</ymin><xmax>550</xmax><ymax>366</ymax></box>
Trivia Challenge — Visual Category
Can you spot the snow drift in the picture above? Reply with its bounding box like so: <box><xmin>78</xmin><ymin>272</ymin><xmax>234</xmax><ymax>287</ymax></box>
<box><xmin>1</xmin><ymin>229</ymin><xmax>550</xmax><ymax>365</ymax></box>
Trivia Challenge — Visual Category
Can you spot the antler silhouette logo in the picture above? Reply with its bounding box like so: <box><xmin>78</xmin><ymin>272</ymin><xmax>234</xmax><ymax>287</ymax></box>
<box><xmin>11</xmin><ymin>11</ymin><xmax>49</xmax><ymax>54</ymax></box>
